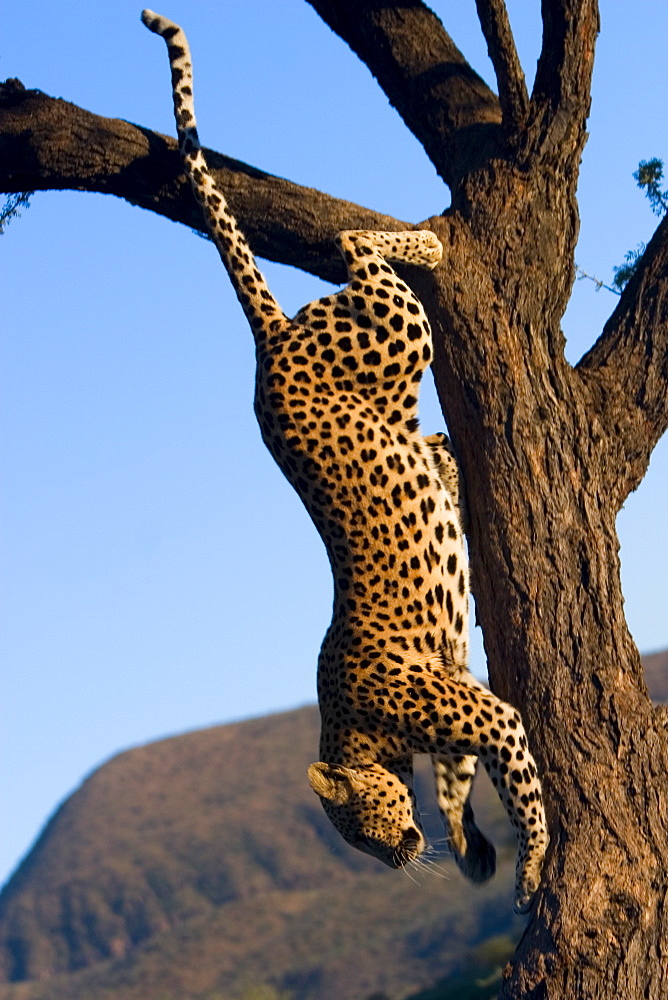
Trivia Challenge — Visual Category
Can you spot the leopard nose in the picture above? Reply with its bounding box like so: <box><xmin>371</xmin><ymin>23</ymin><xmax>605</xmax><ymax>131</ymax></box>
<box><xmin>401</xmin><ymin>828</ymin><xmax>423</xmax><ymax>857</ymax></box>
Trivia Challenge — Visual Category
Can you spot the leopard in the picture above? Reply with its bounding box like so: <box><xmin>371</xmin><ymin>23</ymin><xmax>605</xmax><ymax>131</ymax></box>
<box><xmin>141</xmin><ymin>9</ymin><xmax>548</xmax><ymax>913</ymax></box>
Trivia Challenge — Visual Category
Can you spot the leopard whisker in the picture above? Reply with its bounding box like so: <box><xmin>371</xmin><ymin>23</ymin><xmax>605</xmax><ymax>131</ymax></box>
<box><xmin>427</xmin><ymin>837</ymin><xmax>451</xmax><ymax>850</ymax></box>
<box><xmin>401</xmin><ymin>859</ymin><xmax>423</xmax><ymax>885</ymax></box>
<box><xmin>415</xmin><ymin>854</ymin><xmax>450</xmax><ymax>880</ymax></box>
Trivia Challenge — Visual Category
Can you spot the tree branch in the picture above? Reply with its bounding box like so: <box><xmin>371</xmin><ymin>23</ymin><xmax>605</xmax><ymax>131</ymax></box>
<box><xmin>524</xmin><ymin>0</ymin><xmax>599</xmax><ymax>161</ymax></box>
<box><xmin>577</xmin><ymin>213</ymin><xmax>668</xmax><ymax>504</ymax></box>
<box><xmin>305</xmin><ymin>0</ymin><xmax>503</xmax><ymax>189</ymax></box>
<box><xmin>474</xmin><ymin>0</ymin><xmax>529</xmax><ymax>133</ymax></box>
<box><xmin>0</xmin><ymin>79</ymin><xmax>407</xmax><ymax>285</ymax></box>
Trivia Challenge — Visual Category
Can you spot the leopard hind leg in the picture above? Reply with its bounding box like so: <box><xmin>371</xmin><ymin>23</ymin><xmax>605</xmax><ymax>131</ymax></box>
<box><xmin>335</xmin><ymin>229</ymin><xmax>443</xmax><ymax>273</ymax></box>
<box><xmin>431</xmin><ymin>753</ymin><xmax>496</xmax><ymax>883</ymax></box>
<box><xmin>423</xmin><ymin>431</ymin><xmax>468</xmax><ymax>532</ymax></box>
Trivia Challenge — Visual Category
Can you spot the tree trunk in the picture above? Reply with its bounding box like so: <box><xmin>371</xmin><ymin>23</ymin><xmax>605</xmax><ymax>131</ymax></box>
<box><xmin>420</xmin><ymin>156</ymin><xmax>668</xmax><ymax>995</ymax></box>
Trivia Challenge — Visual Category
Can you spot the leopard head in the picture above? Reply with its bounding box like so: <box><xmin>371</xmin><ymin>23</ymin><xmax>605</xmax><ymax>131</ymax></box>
<box><xmin>307</xmin><ymin>761</ymin><xmax>426</xmax><ymax>867</ymax></box>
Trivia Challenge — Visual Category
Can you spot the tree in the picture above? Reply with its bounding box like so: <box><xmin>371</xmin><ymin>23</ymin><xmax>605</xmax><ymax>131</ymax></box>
<box><xmin>2</xmin><ymin>1</ymin><xmax>668</xmax><ymax>997</ymax></box>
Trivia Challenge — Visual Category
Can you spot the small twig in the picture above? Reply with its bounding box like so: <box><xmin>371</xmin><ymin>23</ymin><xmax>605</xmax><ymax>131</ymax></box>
<box><xmin>0</xmin><ymin>190</ymin><xmax>33</xmax><ymax>235</ymax></box>
<box><xmin>575</xmin><ymin>265</ymin><xmax>621</xmax><ymax>296</ymax></box>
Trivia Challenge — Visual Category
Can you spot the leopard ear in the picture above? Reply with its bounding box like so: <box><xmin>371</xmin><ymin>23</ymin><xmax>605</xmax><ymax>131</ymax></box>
<box><xmin>307</xmin><ymin>762</ymin><xmax>355</xmax><ymax>805</ymax></box>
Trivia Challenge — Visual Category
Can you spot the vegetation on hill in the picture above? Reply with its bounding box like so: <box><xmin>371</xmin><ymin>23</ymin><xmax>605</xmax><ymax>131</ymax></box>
<box><xmin>1</xmin><ymin>650</ymin><xmax>665</xmax><ymax>1000</ymax></box>
<box><xmin>0</xmin><ymin>707</ymin><xmax>524</xmax><ymax>1000</ymax></box>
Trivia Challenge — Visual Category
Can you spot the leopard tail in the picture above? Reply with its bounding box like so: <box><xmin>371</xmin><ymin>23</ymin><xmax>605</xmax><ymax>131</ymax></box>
<box><xmin>141</xmin><ymin>10</ymin><xmax>284</xmax><ymax>337</ymax></box>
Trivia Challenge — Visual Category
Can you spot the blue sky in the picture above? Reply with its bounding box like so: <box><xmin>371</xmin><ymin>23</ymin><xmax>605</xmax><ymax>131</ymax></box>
<box><xmin>2</xmin><ymin>0</ymin><xmax>668</xmax><ymax>888</ymax></box>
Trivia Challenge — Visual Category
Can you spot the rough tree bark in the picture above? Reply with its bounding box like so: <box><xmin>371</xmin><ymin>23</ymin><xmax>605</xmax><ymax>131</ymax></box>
<box><xmin>3</xmin><ymin>1</ymin><xmax>668</xmax><ymax>997</ymax></box>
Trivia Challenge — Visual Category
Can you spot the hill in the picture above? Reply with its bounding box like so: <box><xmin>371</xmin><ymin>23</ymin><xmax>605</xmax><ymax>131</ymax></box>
<box><xmin>0</xmin><ymin>708</ymin><xmax>524</xmax><ymax>1000</ymax></box>
<box><xmin>642</xmin><ymin>648</ymin><xmax>668</xmax><ymax>701</ymax></box>
<box><xmin>1</xmin><ymin>649</ymin><xmax>665</xmax><ymax>1000</ymax></box>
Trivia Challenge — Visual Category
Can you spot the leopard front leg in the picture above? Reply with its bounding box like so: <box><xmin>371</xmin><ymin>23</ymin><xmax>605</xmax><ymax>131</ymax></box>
<box><xmin>381</xmin><ymin>674</ymin><xmax>549</xmax><ymax>913</ymax></box>
<box><xmin>431</xmin><ymin>753</ymin><xmax>496</xmax><ymax>883</ymax></box>
<box><xmin>474</xmin><ymin>699</ymin><xmax>549</xmax><ymax>913</ymax></box>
